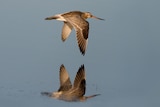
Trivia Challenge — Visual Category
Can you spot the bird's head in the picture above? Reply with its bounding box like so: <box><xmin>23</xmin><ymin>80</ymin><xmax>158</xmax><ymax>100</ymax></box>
<box><xmin>83</xmin><ymin>12</ymin><xmax>104</xmax><ymax>20</ymax></box>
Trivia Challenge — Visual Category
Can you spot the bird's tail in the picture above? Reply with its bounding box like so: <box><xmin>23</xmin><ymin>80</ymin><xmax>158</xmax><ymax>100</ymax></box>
<box><xmin>45</xmin><ymin>16</ymin><xmax>58</xmax><ymax>20</ymax></box>
<box><xmin>41</xmin><ymin>92</ymin><xmax>52</xmax><ymax>97</ymax></box>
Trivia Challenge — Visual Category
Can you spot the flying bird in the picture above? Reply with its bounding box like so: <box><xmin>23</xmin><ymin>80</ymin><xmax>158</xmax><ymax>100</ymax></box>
<box><xmin>45</xmin><ymin>11</ymin><xmax>104</xmax><ymax>55</ymax></box>
<box><xmin>41</xmin><ymin>64</ymin><xmax>100</xmax><ymax>102</ymax></box>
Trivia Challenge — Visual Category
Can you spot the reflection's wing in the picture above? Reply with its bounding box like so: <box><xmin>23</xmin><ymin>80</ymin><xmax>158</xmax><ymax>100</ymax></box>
<box><xmin>58</xmin><ymin>64</ymin><xmax>72</xmax><ymax>91</ymax></box>
<box><xmin>68</xmin><ymin>65</ymin><xmax>86</xmax><ymax>97</ymax></box>
<box><xmin>78</xmin><ymin>79</ymin><xmax>86</xmax><ymax>96</ymax></box>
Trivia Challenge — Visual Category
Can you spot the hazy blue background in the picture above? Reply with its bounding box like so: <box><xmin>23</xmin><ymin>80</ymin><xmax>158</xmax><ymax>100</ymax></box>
<box><xmin>0</xmin><ymin>0</ymin><xmax>160</xmax><ymax>107</ymax></box>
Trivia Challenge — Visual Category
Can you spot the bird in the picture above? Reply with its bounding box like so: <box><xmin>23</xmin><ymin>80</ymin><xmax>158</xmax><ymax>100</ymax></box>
<box><xmin>45</xmin><ymin>11</ymin><xmax>104</xmax><ymax>55</ymax></box>
<box><xmin>41</xmin><ymin>64</ymin><xmax>100</xmax><ymax>102</ymax></box>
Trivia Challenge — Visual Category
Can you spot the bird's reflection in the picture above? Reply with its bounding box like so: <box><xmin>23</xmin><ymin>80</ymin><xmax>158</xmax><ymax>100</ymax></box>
<box><xmin>41</xmin><ymin>64</ymin><xmax>100</xmax><ymax>102</ymax></box>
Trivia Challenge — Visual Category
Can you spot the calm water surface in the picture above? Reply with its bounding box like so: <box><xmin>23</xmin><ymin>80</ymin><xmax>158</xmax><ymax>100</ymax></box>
<box><xmin>0</xmin><ymin>0</ymin><xmax>160</xmax><ymax>107</ymax></box>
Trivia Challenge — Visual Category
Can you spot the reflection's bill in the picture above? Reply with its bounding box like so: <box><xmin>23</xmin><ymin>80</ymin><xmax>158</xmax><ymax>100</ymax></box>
<box><xmin>41</xmin><ymin>64</ymin><xmax>100</xmax><ymax>102</ymax></box>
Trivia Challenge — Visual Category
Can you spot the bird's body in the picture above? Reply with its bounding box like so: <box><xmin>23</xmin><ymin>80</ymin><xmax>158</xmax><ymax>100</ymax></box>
<box><xmin>45</xmin><ymin>11</ymin><xmax>104</xmax><ymax>55</ymax></box>
<box><xmin>41</xmin><ymin>64</ymin><xmax>100</xmax><ymax>102</ymax></box>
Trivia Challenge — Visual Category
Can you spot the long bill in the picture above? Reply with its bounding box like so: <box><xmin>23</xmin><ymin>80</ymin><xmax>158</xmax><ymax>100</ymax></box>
<box><xmin>85</xmin><ymin>94</ymin><xmax>101</xmax><ymax>99</ymax></box>
<box><xmin>92</xmin><ymin>16</ymin><xmax>105</xmax><ymax>20</ymax></box>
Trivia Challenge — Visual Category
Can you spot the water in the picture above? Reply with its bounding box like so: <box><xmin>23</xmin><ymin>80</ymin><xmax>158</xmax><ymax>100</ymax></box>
<box><xmin>0</xmin><ymin>0</ymin><xmax>160</xmax><ymax>107</ymax></box>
